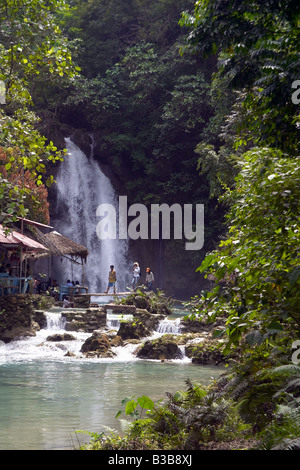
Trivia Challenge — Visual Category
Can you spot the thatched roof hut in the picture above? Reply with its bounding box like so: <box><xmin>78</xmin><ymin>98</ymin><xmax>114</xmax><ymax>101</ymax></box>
<box><xmin>24</xmin><ymin>226</ymin><xmax>89</xmax><ymax>285</ymax></box>
<box><xmin>27</xmin><ymin>229</ymin><xmax>88</xmax><ymax>264</ymax></box>
<box><xmin>1</xmin><ymin>218</ymin><xmax>89</xmax><ymax>286</ymax></box>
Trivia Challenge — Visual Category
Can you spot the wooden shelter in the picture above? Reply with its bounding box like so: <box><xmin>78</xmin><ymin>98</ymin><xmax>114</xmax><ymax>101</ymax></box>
<box><xmin>0</xmin><ymin>224</ymin><xmax>49</xmax><ymax>253</ymax></box>
<box><xmin>0</xmin><ymin>223</ymin><xmax>49</xmax><ymax>294</ymax></box>
<box><xmin>0</xmin><ymin>217</ymin><xmax>88</xmax><ymax>294</ymax></box>
<box><xmin>26</xmin><ymin>228</ymin><xmax>88</xmax><ymax>285</ymax></box>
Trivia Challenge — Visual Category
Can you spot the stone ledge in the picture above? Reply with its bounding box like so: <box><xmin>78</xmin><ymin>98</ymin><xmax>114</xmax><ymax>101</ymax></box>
<box><xmin>0</xmin><ymin>295</ymin><xmax>54</xmax><ymax>343</ymax></box>
<box><xmin>102</xmin><ymin>304</ymin><xmax>137</xmax><ymax>314</ymax></box>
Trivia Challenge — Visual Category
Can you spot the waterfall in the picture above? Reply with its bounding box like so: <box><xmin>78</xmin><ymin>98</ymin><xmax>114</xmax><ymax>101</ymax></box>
<box><xmin>106</xmin><ymin>312</ymin><xmax>134</xmax><ymax>330</ymax></box>
<box><xmin>51</xmin><ymin>137</ymin><xmax>129</xmax><ymax>293</ymax></box>
<box><xmin>156</xmin><ymin>318</ymin><xmax>181</xmax><ymax>334</ymax></box>
<box><xmin>45</xmin><ymin>311</ymin><xmax>66</xmax><ymax>331</ymax></box>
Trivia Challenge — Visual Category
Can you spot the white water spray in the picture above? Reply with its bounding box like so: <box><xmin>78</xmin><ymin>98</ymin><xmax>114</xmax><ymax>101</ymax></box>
<box><xmin>156</xmin><ymin>318</ymin><xmax>181</xmax><ymax>334</ymax></box>
<box><xmin>45</xmin><ymin>311</ymin><xmax>66</xmax><ymax>331</ymax></box>
<box><xmin>52</xmin><ymin>137</ymin><xmax>129</xmax><ymax>293</ymax></box>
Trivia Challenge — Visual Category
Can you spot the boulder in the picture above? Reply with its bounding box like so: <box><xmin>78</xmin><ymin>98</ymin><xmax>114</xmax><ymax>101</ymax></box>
<box><xmin>185</xmin><ymin>340</ymin><xmax>226</xmax><ymax>365</ymax></box>
<box><xmin>71</xmin><ymin>129</ymin><xmax>92</xmax><ymax>157</ymax></box>
<box><xmin>110</xmin><ymin>335</ymin><xmax>124</xmax><ymax>347</ymax></box>
<box><xmin>136</xmin><ymin>335</ymin><xmax>183</xmax><ymax>361</ymax></box>
<box><xmin>134</xmin><ymin>309</ymin><xmax>164</xmax><ymax>330</ymax></box>
<box><xmin>0</xmin><ymin>294</ymin><xmax>55</xmax><ymax>343</ymax></box>
<box><xmin>81</xmin><ymin>331</ymin><xmax>115</xmax><ymax>358</ymax></box>
<box><xmin>65</xmin><ymin>320</ymin><xmax>86</xmax><ymax>332</ymax></box>
<box><xmin>0</xmin><ymin>326</ymin><xmax>37</xmax><ymax>343</ymax></box>
<box><xmin>46</xmin><ymin>333</ymin><xmax>76</xmax><ymax>342</ymax></box>
<box><xmin>117</xmin><ymin>320</ymin><xmax>150</xmax><ymax>340</ymax></box>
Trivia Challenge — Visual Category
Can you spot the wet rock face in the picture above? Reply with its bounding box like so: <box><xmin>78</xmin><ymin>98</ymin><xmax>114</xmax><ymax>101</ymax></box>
<box><xmin>0</xmin><ymin>295</ymin><xmax>54</xmax><ymax>343</ymax></box>
<box><xmin>136</xmin><ymin>336</ymin><xmax>183</xmax><ymax>361</ymax></box>
<box><xmin>70</xmin><ymin>129</ymin><xmax>92</xmax><ymax>157</ymax></box>
<box><xmin>62</xmin><ymin>307</ymin><xmax>106</xmax><ymax>332</ymax></box>
<box><xmin>46</xmin><ymin>333</ymin><xmax>76</xmax><ymax>342</ymax></box>
<box><xmin>134</xmin><ymin>309</ymin><xmax>164</xmax><ymax>330</ymax></box>
<box><xmin>80</xmin><ymin>331</ymin><xmax>117</xmax><ymax>358</ymax></box>
<box><xmin>117</xmin><ymin>320</ymin><xmax>151</xmax><ymax>340</ymax></box>
<box><xmin>115</xmin><ymin>308</ymin><xmax>164</xmax><ymax>340</ymax></box>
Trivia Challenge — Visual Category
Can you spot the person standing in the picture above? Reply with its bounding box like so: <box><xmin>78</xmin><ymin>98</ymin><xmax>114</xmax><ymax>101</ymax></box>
<box><xmin>145</xmin><ymin>267</ymin><xmax>154</xmax><ymax>290</ymax></box>
<box><xmin>105</xmin><ymin>265</ymin><xmax>117</xmax><ymax>294</ymax></box>
<box><xmin>131</xmin><ymin>262</ymin><xmax>140</xmax><ymax>288</ymax></box>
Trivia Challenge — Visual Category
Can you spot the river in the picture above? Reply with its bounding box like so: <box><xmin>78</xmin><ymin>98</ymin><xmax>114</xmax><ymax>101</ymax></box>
<box><xmin>0</xmin><ymin>306</ymin><xmax>224</xmax><ymax>450</ymax></box>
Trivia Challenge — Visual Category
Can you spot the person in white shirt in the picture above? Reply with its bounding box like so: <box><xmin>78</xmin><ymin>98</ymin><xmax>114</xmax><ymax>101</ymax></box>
<box><xmin>132</xmin><ymin>262</ymin><xmax>140</xmax><ymax>288</ymax></box>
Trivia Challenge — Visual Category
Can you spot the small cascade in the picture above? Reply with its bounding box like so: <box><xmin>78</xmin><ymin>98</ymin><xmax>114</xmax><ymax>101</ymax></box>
<box><xmin>45</xmin><ymin>311</ymin><xmax>66</xmax><ymax>331</ymax></box>
<box><xmin>112</xmin><ymin>342</ymin><xmax>140</xmax><ymax>361</ymax></box>
<box><xmin>156</xmin><ymin>318</ymin><xmax>181</xmax><ymax>335</ymax></box>
<box><xmin>106</xmin><ymin>312</ymin><xmax>134</xmax><ymax>330</ymax></box>
<box><xmin>1</xmin><ymin>309</ymin><xmax>89</xmax><ymax>362</ymax></box>
<box><xmin>1</xmin><ymin>307</ymin><xmax>190</xmax><ymax>364</ymax></box>
<box><xmin>107</xmin><ymin>317</ymin><xmax>120</xmax><ymax>330</ymax></box>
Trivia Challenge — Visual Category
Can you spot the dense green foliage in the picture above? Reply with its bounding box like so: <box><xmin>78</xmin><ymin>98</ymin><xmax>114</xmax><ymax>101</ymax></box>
<box><xmin>0</xmin><ymin>0</ymin><xmax>78</xmax><ymax>226</ymax></box>
<box><xmin>80</xmin><ymin>366</ymin><xmax>300</xmax><ymax>450</ymax></box>
<box><xmin>79</xmin><ymin>379</ymin><xmax>252</xmax><ymax>450</ymax></box>
<box><xmin>1</xmin><ymin>0</ymin><xmax>299</xmax><ymax>451</ymax></box>
<box><xmin>180</xmin><ymin>0</ymin><xmax>300</xmax><ymax>154</ymax></box>
<box><xmin>196</xmin><ymin>148</ymin><xmax>300</xmax><ymax>351</ymax></box>
<box><xmin>180</xmin><ymin>0</ymin><xmax>300</xmax><ymax>351</ymax></box>
<box><xmin>54</xmin><ymin>0</ymin><xmax>229</xmax><ymax>261</ymax></box>
<box><xmin>75</xmin><ymin>0</ymin><xmax>299</xmax><ymax>451</ymax></box>
<box><xmin>63</xmin><ymin>4</ymin><xmax>208</xmax><ymax>180</ymax></box>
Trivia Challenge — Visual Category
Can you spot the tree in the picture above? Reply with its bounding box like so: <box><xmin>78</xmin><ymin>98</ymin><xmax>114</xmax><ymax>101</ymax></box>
<box><xmin>65</xmin><ymin>0</ymin><xmax>196</xmax><ymax>78</ymax></box>
<box><xmin>180</xmin><ymin>0</ymin><xmax>300</xmax><ymax>350</ymax></box>
<box><xmin>195</xmin><ymin>148</ymin><xmax>300</xmax><ymax>351</ymax></box>
<box><xmin>180</xmin><ymin>0</ymin><xmax>300</xmax><ymax>154</ymax></box>
<box><xmin>0</xmin><ymin>0</ymin><xmax>78</xmax><ymax>226</ymax></box>
<box><xmin>0</xmin><ymin>148</ymin><xmax>50</xmax><ymax>224</ymax></box>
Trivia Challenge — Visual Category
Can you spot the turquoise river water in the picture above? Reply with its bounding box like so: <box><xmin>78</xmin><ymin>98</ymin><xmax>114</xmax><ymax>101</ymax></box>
<box><xmin>0</xmin><ymin>305</ymin><xmax>225</xmax><ymax>450</ymax></box>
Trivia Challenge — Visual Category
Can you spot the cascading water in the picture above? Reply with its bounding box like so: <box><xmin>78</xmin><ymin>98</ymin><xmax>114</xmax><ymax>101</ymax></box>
<box><xmin>156</xmin><ymin>318</ymin><xmax>181</xmax><ymax>334</ymax></box>
<box><xmin>0</xmin><ymin>309</ymin><xmax>183</xmax><ymax>363</ymax></box>
<box><xmin>51</xmin><ymin>137</ymin><xmax>129</xmax><ymax>293</ymax></box>
<box><xmin>45</xmin><ymin>311</ymin><xmax>66</xmax><ymax>331</ymax></box>
<box><xmin>106</xmin><ymin>312</ymin><xmax>134</xmax><ymax>330</ymax></box>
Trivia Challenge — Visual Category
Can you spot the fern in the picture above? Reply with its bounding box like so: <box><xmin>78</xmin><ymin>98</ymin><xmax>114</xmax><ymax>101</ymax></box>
<box><xmin>285</xmin><ymin>378</ymin><xmax>300</xmax><ymax>394</ymax></box>
<box><xmin>258</xmin><ymin>407</ymin><xmax>300</xmax><ymax>450</ymax></box>
<box><xmin>268</xmin><ymin>364</ymin><xmax>300</xmax><ymax>377</ymax></box>
<box><xmin>273</xmin><ymin>438</ymin><xmax>300</xmax><ymax>450</ymax></box>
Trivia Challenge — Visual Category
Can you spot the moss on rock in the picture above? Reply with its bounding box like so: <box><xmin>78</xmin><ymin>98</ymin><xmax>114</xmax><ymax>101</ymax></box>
<box><xmin>136</xmin><ymin>335</ymin><xmax>183</xmax><ymax>360</ymax></box>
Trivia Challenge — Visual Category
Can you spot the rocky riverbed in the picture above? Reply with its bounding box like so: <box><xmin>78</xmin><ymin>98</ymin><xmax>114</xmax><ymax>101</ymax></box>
<box><xmin>0</xmin><ymin>293</ymin><xmax>235</xmax><ymax>365</ymax></box>
<box><xmin>54</xmin><ymin>304</ymin><xmax>233</xmax><ymax>365</ymax></box>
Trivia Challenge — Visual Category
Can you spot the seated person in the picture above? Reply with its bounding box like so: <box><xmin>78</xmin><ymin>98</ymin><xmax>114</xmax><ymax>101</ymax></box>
<box><xmin>62</xmin><ymin>296</ymin><xmax>74</xmax><ymax>308</ymax></box>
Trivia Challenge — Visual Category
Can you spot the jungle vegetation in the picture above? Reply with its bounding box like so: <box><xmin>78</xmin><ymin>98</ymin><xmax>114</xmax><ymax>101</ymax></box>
<box><xmin>0</xmin><ymin>0</ymin><xmax>299</xmax><ymax>450</ymax></box>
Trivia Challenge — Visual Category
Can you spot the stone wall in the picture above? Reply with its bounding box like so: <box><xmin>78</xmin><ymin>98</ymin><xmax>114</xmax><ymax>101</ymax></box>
<box><xmin>62</xmin><ymin>307</ymin><xmax>106</xmax><ymax>333</ymax></box>
<box><xmin>0</xmin><ymin>294</ymin><xmax>55</xmax><ymax>343</ymax></box>
<box><xmin>73</xmin><ymin>295</ymin><xmax>90</xmax><ymax>308</ymax></box>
